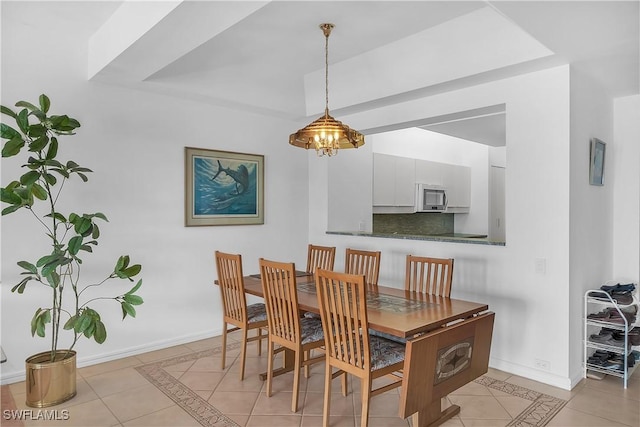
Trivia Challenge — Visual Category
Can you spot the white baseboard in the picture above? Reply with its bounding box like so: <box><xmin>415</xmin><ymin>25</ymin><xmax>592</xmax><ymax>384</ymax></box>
<box><xmin>0</xmin><ymin>329</ymin><xmax>223</xmax><ymax>385</ymax></box>
<box><xmin>489</xmin><ymin>356</ymin><xmax>574</xmax><ymax>390</ymax></box>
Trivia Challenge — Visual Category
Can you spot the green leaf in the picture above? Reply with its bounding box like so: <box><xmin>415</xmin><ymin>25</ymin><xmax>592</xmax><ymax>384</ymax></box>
<box><xmin>76</xmin><ymin>172</ymin><xmax>88</xmax><ymax>182</ymax></box>
<box><xmin>15</xmin><ymin>101</ymin><xmax>40</xmax><ymax>112</ymax></box>
<box><xmin>17</xmin><ymin>260</ymin><xmax>37</xmax><ymax>274</ymax></box>
<box><xmin>2</xmin><ymin>136</ymin><xmax>25</xmax><ymax>157</ymax></box>
<box><xmin>11</xmin><ymin>276</ymin><xmax>32</xmax><ymax>293</ymax></box>
<box><xmin>27</xmin><ymin>124</ymin><xmax>46</xmax><ymax>137</ymax></box>
<box><xmin>28</xmin><ymin>135</ymin><xmax>48</xmax><ymax>152</ymax></box>
<box><xmin>1</xmin><ymin>187</ymin><xmax>22</xmax><ymax>204</ymax></box>
<box><xmin>45</xmin><ymin>137</ymin><xmax>58</xmax><ymax>160</ymax></box>
<box><xmin>94</xmin><ymin>321</ymin><xmax>107</xmax><ymax>344</ymax></box>
<box><xmin>20</xmin><ymin>170</ymin><xmax>40</xmax><ymax>186</ymax></box>
<box><xmin>37</xmin><ymin>254</ymin><xmax>59</xmax><ymax>268</ymax></box>
<box><xmin>1</xmin><ymin>105</ymin><xmax>17</xmax><ymax>119</ymax></box>
<box><xmin>45</xmin><ymin>271</ymin><xmax>60</xmax><ymax>288</ymax></box>
<box><xmin>122</xmin><ymin>264</ymin><xmax>142</xmax><ymax>279</ymax></box>
<box><xmin>93</xmin><ymin>212</ymin><xmax>108</xmax><ymax>222</ymax></box>
<box><xmin>63</xmin><ymin>315</ymin><xmax>77</xmax><ymax>330</ymax></box>
<box><xmin>16</xmin><ymin>109</ymin><xmax>29</xmax><ymax>134</ymax></box>
<box><xmin>91</xmin><ymin>223</ymin><xmax>100</xmax><ymax>239</ymax></box>
<box><xmin>121</xmin><ymin>301</ymin><xmax>136</xmax><ymax>319</ymax></box>
<box><xmin>0</xmin><ymin>123</ymin><xmax>21</xmax><ymax>139</ymax></box>
<box><xmin>116</xmin><ymin>255</ymin><xmax>130</xmax><ymax>272</ymax></box>
<box><xmin>43</xmin><ymin>173</ymin><xmax>57</xmax><ymax>186</ymax></box>
<box><xmin>68</xmin><ymin>235</ymin><xmax>83</xmax><ymax>255</ymax></box>
<box><xmin>79</xmin><ymin>245</ymin><xmax>93</xmax><ymax>253</ymax></box>
<box><xmin>74</xmin><ymin>217</ymin><xmax>92</xmax><ymax>235</ymax></box>
<box><xmin>2</xmin><ymin>205</ymin><xmax>22</xmax><ymax>215</ymax></box>
<box><xmin>44</xmin><ymin>212</ymin><xmax>66</xmax><ymax>223</ymax></box>
<box><xmin>39</xmin><ymin>94</ymin><xmax>50</xmax><ymax>113</ymax></box>
<box><xmin>30</xmin><ymin>183</ymin><xmax>48</xmax><ymax>200</ymax></box>
<box><xmin>74</xmin><ymin>312</ymin><xmax>91</xmax><ymax>334</ymax></box>
<box><xmin>126</xmin><ymin>279</ymin><xmax>143</xmax><ymax>296</ymax></box>
<box><xmin>66</xmin><ymin>160</ymin><xmax>79</xmax><ymax>169</ymax></box>
<box><xmin>123</xmin><ymin>294</ymin><xmax>144</xmax><ymax>306</ymax></box>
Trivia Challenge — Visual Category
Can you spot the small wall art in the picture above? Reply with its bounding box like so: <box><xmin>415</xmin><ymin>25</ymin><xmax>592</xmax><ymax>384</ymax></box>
<box><xmin>589</xmin><ymin>138</ymin><xmax>606</xmax><ymax>186</ymax></box>
<box><xmin>185</xmin><ymin>147</ymin><xmax>264</xmax><ymax>226</ymax></box>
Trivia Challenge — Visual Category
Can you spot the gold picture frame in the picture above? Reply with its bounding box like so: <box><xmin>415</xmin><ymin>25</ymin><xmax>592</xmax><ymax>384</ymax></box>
<box><xmin>185</xmin><ymin>147</ymin><xmax>264</xmax><ymax>226</ymax></box>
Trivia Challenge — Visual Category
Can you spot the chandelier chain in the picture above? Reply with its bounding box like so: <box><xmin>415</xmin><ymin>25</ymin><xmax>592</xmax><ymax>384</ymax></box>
<box><xmin>324</xmin><ymin>27</ymin><xmax>330</xmax><ymax>115</ymax></box>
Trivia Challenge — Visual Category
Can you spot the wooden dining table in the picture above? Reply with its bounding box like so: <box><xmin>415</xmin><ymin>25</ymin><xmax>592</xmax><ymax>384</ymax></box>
<box><xmin>239</xmin><ymin>271</ymin><xmax>493</xmax><ymax>427</ymax></box>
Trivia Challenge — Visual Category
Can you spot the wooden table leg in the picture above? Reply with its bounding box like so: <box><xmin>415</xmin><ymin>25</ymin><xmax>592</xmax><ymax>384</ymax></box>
<box><xmin>410</xmin><ymin>398</ymin><xmax>460</xmax><ymax>427</ymax></box>
<box><xmin>258</xmin><ymin>348</ymin><xmax>296</xmax><ymax>381</ymax></box>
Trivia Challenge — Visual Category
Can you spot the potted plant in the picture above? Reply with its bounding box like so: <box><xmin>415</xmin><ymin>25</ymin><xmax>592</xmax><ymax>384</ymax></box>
<box><xmin>1</xmin><ymin>95</ymin><xmax>144</xmax><ymax>407</ymax></box>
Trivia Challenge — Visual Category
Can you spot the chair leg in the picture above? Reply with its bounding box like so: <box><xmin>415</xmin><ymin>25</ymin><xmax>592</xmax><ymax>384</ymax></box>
<box><xmin>239</xmin><ymin>327</ymin><xmax>248</xmax><ymax>381</ymax></box>
<box><xmin>322</xmin><ymin>361</ymin><xmax>332</xmax><ymax>427</ymax></box>
<box><xmin>221</xmin><ymin>322</ymin><xmax>227</xmax><ymax>370</ymax></box>
<box><xmin>257</xmin><ymin>328</ymin><xmax>263</xmax><ymax>356</ymax></box>
<box><xmin>341</xmin><ymin>371</ymin><xmax>348</xmax><ymax>397</ymax></box>
<box><xmin>304</xmin><ymin>350</ymin><xmax>310</xmax><ymax>378</ymax></box>
<box><xmin>360</xmin><ymin>378</ymin><xmax>371</xmax><ymax>427</ymax></box>
<box><xmin>292</xmin><ymin>349</ymin><xmax>302</xmax><ymax>412</ymax></box>
<box><xmin>266</xmin><ymin>339</ymin><xmax>274</xmax><ymax>398</ymax></box>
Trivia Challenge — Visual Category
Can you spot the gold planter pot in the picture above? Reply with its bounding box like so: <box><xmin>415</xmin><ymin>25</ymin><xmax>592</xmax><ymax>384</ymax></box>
<box><xmin>25</xmin><ymin>350</ymin><xmax>77</xmax><ymax>408</ymax></box>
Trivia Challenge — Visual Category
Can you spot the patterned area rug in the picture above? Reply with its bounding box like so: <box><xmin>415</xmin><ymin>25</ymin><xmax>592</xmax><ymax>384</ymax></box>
<box><xmin>136</xmin><ymin>342</ymin><xmax>566</xmax><ymax>427</ymax></box>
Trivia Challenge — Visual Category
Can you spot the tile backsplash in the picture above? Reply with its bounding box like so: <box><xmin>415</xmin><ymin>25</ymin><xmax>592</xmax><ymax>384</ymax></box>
<box><xmin>373</xmin><ymin>213</ymin><xmax>454</xmax><ymax>235</ymax></box>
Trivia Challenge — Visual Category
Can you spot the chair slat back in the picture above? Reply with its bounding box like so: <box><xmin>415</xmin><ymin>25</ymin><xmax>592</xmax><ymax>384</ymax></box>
<box><xmin>345</xmin><ymin>248</ymin><xmax>381</xmax><ymax>289</ymax></box>
<box><xmin>306</xmin><ymin>244</ymin><xmax>336</xmax><ymax>274</ymax></box>
<box><xmin>315</xmin><ymin>269</ymin><xmax>370</xmax><ymax>372</ymax></box>
<box><xmin>215</xmin><ymin>251</ymin><xmax>248</xmax><ymax>324</ymax></box>
<box><xmin>405</xmin><ymin>255</ymin><xmax>454</xmax><ymax>297</ymax></box>
<box><xmin>259</xmin><ymin>258</ymin><xmax>302</xmax><ymax>346</ymax></box>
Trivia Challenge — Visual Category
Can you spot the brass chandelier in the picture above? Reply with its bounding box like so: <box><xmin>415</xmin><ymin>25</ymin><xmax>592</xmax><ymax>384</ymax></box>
<box><xmin>289</xmin><ymin>23</ymin><xmax>365</xmax><ymax>157</ymax></box>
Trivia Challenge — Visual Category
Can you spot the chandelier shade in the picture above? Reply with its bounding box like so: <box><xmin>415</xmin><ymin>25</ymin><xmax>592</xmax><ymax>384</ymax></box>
<box><xmin>289</xmin><ymin>23</ymin><xmax>364</xmax><ymax>157</ymax></box>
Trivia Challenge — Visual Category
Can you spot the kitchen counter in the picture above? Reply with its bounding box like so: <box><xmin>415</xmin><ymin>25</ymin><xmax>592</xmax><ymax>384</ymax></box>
<box><xmin>326</xmin><ymin>230</ymin><xmax>505</xmax><ymax>246</ymax></box>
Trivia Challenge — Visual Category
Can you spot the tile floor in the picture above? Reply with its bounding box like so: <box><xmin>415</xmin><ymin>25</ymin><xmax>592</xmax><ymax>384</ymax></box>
<box><xmin>2</xmin><ymin>332</ymin><xmax>639</xmax><ymax>427</ymax></box>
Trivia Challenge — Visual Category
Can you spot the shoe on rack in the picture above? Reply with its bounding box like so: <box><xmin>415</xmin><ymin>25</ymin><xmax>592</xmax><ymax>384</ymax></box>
<box><xmin>600</xmin><ymin>283</ymin><xmax>636</xmax><ymax>293</ymax></box>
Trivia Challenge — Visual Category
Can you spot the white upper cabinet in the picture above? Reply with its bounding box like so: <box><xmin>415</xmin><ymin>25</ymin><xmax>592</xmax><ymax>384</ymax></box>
<box><xmin>373</xmin><ymin>154</ymin><xmax>415</xmax><ymax>209</ymax></box>
<box><xmin>374</xmin><ymin>154</ymin><xmax>471</xmax><ymax>213</ymax></box>
<box><xmin>442</xmin><ymin>164</ymin><xmax>471</xmax><ymax>212</ymax></box>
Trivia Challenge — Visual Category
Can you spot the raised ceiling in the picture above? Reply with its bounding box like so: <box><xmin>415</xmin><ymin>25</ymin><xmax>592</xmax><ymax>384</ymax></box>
<box><xmin>4</xmin><ymin>1</ymin><xmax>639</xmax><ymax>144</ymax></box>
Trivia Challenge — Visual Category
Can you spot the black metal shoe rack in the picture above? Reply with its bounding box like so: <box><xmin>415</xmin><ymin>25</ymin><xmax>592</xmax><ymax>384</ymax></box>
<box><xmin>584</xmin><ymin>289</ymin><xmax>638</xmax><ymax>389</ymax></box>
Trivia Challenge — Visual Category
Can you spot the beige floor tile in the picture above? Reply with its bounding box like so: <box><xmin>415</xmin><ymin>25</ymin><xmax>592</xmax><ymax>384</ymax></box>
<box><xmin>208</xmin><ymin>390</ymin><xmax>260</xmax><ymax>415</ymax></box>
<box><xmin>188</xmin><ymin>355</ymin><xmax>226</xmax><ymax>372</ymax></box>
<box><xmin>583</xmin><ymin>375</ymin><xmax>640</xmax><ymax>401</ymax></box>
<box><xmin>565</xmin><ymin>386</ymin><xmax>640</xmax><ymax>426</ymax></box>
<box><xmin>101</xmin><ymin>384</ymin><xmax>175</xmax><ymax>422</ymax></box>
<box><xmin>134</xmin><ymin>345</ymin><xmax>192</xmax><ymax>363</ymax></box>
<box><xmin>252</xmin><ymin>391</ymin><xmax>304</xmax><ymax>415</ymax></box>
<box><xmin>22</xmin><ymin>399</ymin><xmax>119</xmax><ymax>426</ymax></box>
<box><xmin>78</xmin><ymin>356</ymin><xmax>143</xmax><ymax>378</ymax></box>
<box><xmin>485</xmin><ymin>368</ymin><xmax>513</xmax><ymax>381</ymax></box>
<box><xmin>305</xmin><ymin>370</ymin><xmax>353</xmax><ymax>394</ymax></box>
<box><xmin>458</xmin><ymin>420</ymin><xmax>512</xmax><ymax>426</ymax></box>
<box><xmin>435</xmin><ymin>417</ymin><xmax>465</xmax><ymax>427</ymax></box>
<box><xmin>447</xmin><ymin>395</ymin><xmax>511</xmax><ymax>420</ymax></box>
<box><xmin>122</xmin><ymin>405</ymin><xmax>201</xmax><ymax>427</ymax></box>
<box><xmin>303</xmin><ymin>391</ymin><xmax>355</xmax><ymax>417</ymax></box>
<box><xmin>547</xmin><ymin>407</ymin><xmax>631</xmax><ymax>426</ymax></box>
<box><xmin>351</xmin><ymin>391</ymin><xmax>401</xmax><ymax>418</ymax></box>
<box><xmin>194</xmin><ymin>389</ymin><xmax>213</xmax><ymax>400</ymax></box>
<box><xmin>163</xmin><ymin>359</ymin><xmax>196</xmax><ymax>373</ymax></box>
<box><xmin>183</xmin><ymin>336</ymin><xmax>225</xmax><ymax>352</ymax></box>
<box><xmin>260</xmin><ymin>370</ymin><xmax>310</xmax><ymax>395</ymax></box>
<box><xmin>300</xmin><ymin>415</ymin><xmax>356</xmax><ymax>426</ymax></box>
<box><xmin>360</xmin><ymin>416</ymin><xmax>409</xmax><ymax>426</ymax></box>
<box><xmin>177</xmin><ymin>371</ymin><xmax>224</xmax><ymax>391</ymax></box>
<box><xmin>449</xmin><ymin>380</ymin><xmax>492</xmax><ymax>396</ymax></box>
<box><xmin>226</xmin><ymin>413</ymin><xmax>250</xmax><ymax>427</ymax></box>
<box><xmin>247</xmin><ymin>414</ymin><xmax>302</xmax><ymax>427</ymax></box>
<box><xmin>504</xmin><ymin>375</ymin><xmax>576</xmax><ymax>400</ymax></box>
<box><xmin>216</xmin><ymin>369</ymin><xmax>265</xmax><ymax>393</ymax></box>
<box><xmin>84</xmin><ymin>367</ymin><xmax>150</xmax><ymax>398</ymax></box>
<box><xmin>494</xmin><ymin>396</ymin><xmax>532</xmax><ymax>418</ymax></box>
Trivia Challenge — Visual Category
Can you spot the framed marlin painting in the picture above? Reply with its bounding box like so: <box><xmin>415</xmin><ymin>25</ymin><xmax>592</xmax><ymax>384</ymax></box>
<box><xmin>185</xmin><ymin>147</ymin><xmax>264</xmax><ymax>226</ymax></box>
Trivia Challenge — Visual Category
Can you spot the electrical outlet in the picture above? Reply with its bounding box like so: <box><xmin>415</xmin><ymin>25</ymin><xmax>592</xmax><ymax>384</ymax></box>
<box><xmin>534</xmin><ymin>258</ymin><xmax>546</xmax><ymax>274</ymax></box>
<box><xmin>535</xmin><ymin>358</ymin><xmax>550</xmax><ymax>370</ymax></box>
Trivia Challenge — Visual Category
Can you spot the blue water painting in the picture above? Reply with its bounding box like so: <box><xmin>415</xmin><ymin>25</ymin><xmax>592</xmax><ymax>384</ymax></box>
<box><xmin>193</xmin><ymin>156</ymin><xmax>258</xmax><ymax>216</ymax></box>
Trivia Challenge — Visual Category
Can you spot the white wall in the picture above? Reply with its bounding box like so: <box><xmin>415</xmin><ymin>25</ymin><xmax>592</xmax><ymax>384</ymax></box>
<box><xmin>315</xmin><ymin>66</ymin><xmax>575</xmax><ymax>389</ymax></box>
<box><xmin>0</xmin><ymin>5</ymin><xmax>309</xmax><ymax>383</ymax></box>
<box><xmin>370</xmin><ymin>127</ymin><xmax>490</xmax><ymax>234</ymax></box>
<box><xmin>567</xmin><ymin>68</ymin><xmax>615</xmax><ymax>384</ymax></box>
<box><xmin>612</xmin><ymin>95</ymin><xmax>640</xmax><ymax>282</ymax></box>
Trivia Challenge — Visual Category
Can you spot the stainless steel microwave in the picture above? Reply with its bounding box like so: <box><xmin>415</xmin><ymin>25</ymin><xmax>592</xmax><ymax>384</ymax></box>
<box><xmin>415</xmin><ymin>184</ymin><xmax>448</xmax><ymax>212</ymax></box>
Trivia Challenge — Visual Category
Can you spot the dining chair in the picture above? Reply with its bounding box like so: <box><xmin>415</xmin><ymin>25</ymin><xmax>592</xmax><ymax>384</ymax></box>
<box><xmin>345</xmin><ymin>248</ymin><xmax>381</xmax><ymax>289</ymax></box>
<box><xmin>214</xmin><ymin>251</ymin><xmax>268</xmax><ymax>381</ymax></box>
<box><xmin>306</xmin><ymin>244</ymin><xmax>336</xmax><ymax>274</ymax></box>
<box><xmin>405</xmin><ymin>255</ymin><xmax>454</xmax><ymax>297</ymax></box>
<box><xmin>259</xmin><ymin>258</ymin><xmax>325</xmax><ymax>412</ymax></box>
<box><xmin>315</xmin><ymin>269</ymin><xmax>405</xmax><ymax>427</ymax></box>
